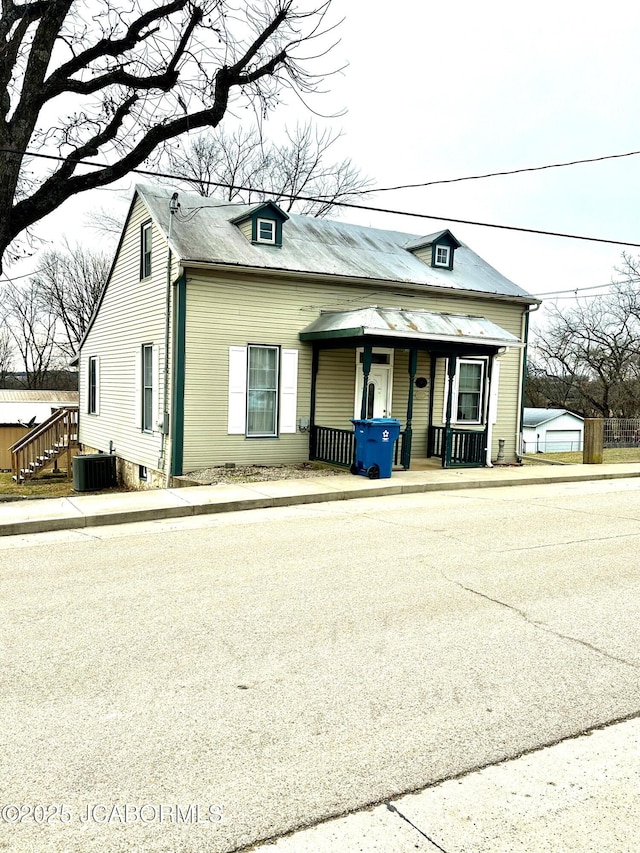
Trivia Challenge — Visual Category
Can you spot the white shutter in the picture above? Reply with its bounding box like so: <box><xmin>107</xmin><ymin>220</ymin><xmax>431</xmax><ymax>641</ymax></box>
<box><xmin>152</xmin><ymin>345</ymin><xmax>160</xmax><ymax>432</ymax></box>
<box><xmin>488</xmin><ymin>360</ymin><xmax>500</xmax><ymax>425</ymax></box>
<box><xmin>279</xmin><ymin>348</ymin><xmax>298</xmax><ymax>434</ymax></box>
<box><xmin>228</xmin><ymin>346</ymin><xmax>247</xmax><ymax>434</ymax></box>
<box><xmin>134</xmin><ymin>348</ymin><xmax>141</xmax><ymax>429</ymax></box>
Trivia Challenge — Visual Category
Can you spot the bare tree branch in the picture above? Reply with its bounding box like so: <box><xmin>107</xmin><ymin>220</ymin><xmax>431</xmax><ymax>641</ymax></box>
<box><xmin>0</xmin><ymin>0</ymin><xmax>339</xmax><ymax>268</ymax></box>
<box><xmin>30</xmin><ymin>239</ymin><xmax>111</xmax><ymax>359</ymax></box>
<box><xmin>164</xmin><ymin>120</ymin><xmax>371</xmax><ymax>215</ymax></box>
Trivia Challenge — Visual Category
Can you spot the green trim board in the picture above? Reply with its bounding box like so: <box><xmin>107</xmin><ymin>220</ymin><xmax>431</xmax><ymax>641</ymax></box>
<box><xmin>170</xmin><ymin>272</ymin><xmax>187</xmax><ymax>477</ymax></box>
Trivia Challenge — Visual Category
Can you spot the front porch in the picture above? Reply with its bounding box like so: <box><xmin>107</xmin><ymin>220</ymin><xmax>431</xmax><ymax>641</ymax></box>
<box><xmin>300</xmin><ymin>307</ymin><xmax>523</xmax><ymax>472</ymax></box>
<box><xmin>310</xmin><ymin>423</ymin><xmax>487</xmax><ymax>471</ymax></box>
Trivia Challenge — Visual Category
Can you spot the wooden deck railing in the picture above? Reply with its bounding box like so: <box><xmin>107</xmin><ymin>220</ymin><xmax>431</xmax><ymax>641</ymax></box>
<box><xmin>429</xmin><ymin>425</ymin><xmax>486</xmax><ymax>467</ymax></box>
<box><xmin>10</xmin><ymin>405</ymin><xmax>79</xmax><ymax>482</ymax></box>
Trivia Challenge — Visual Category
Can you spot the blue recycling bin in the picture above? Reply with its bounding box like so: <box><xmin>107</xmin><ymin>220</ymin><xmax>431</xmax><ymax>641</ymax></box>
<box><xmin>350</xmin><ymin>418</ymin><xmax>401</xmax><ymax>479</ymax></box>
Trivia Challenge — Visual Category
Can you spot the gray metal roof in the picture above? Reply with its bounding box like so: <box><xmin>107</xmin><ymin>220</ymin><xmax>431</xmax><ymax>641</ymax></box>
<box><xmin>523</xmin><ymin>407</ymin><xmax>584</xmax><ymax>427</ymax></box>
<box><xmin>300</xmin><ymin>307</ymin><xmax>523</xmax><ymax>348</ymax></box>
<box><xmin>138</xmin><ymin>185</ymin><xmax>537</xmax><ymax>301</ymax></box>
<box><xmin>0</xmin><ymin>390</ymin><xmax>78</xmax><ymax>403</ymax></box>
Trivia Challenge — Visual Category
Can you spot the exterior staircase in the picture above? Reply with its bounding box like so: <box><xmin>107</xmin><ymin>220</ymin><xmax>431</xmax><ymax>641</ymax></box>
<box><xmin>10</xmin><ymin>406</ymin><xmax>79</xmax><ymax>483</ymax></box>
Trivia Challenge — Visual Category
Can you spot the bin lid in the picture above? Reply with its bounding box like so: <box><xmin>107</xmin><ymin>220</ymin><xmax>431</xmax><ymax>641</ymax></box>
<box><xmin>351</xmin><ymin>418</ymin><xmax>401</xmax><ymax>425</ymax></box>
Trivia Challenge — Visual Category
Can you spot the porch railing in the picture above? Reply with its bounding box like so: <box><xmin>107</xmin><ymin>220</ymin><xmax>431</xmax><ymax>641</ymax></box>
<box><xmin>310</xmin><ymin>425</ymin><xmax>408</xmax><ymax>470</ymax></box>
<box><xmin>429</xmin><ymin>425</ymin><xmax>486</xmax><ymax>467</ymax></box>
<box><xmin>311</xmin><ymin>425</ymin><xmax>355</xmax><ymax>468</ymax></box>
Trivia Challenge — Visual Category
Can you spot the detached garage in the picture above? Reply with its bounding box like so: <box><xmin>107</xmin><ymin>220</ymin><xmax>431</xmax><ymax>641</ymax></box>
<box><xmin>523</xmin><ymin>408</ymin><xmax>584</xmax><ymax>454</ymax></box>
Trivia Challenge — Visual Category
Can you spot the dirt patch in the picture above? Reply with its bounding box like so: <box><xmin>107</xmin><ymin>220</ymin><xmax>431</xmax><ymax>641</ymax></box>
<box><xmin>180</xmin><ymin>462</ymin><xmax>344</xmax><ymax>486</ymax></box>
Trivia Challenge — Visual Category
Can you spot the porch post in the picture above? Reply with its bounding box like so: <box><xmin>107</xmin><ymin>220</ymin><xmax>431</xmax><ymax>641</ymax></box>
<box><xmin>402</xmin><ymin>348</ymin><xmax>417</xmax><ymax>469</ymax></box>
<box><xmin>427</xmin><ymin>354</ymin><xmax>437</xmax><ymax>457</ymax></box>
<box><xmin>360</xmin><ymin>344</ymin><xmax>372</xmax><ymax>420</ymax></box>
<box><xmin>309</xmin><ymin>344</ymin><xmax>319</xmax><ymax>460</ymax></box>
<box><xmin>484</xmin><ymin>353</ymin><xmax>495</xmax><ymax>467</ymax></box>
<box><xmin>443</xmin><ymin>355</ymin><xmax>457</xmax><ymax>468</ymax></box>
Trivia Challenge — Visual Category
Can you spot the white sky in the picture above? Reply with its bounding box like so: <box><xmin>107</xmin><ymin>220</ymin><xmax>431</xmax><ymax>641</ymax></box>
<box><xmin>15</xmin><ymin>0</ymin><xmax>640</xmax><ymax>329</ymax></box>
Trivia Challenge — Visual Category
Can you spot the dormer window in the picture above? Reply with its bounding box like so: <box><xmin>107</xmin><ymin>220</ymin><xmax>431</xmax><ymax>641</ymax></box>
<box><xmin>405</xmin><ymin>229</ymin><xmax>461</xmax><ymax>270</ymax></box>
<box><xmin>231</xmin><ymin>201</ymin><xmax>289</xmax><ymax>249</ymax></box>
<box><xmin>434</xmin><ymin>245</ymin><xmax>451</xmax><ymax>267</ymax></box>
<box><xmin>256</xmin><ymin>218</ymin><xmax>276</xmax><ymax>244</ymax></box>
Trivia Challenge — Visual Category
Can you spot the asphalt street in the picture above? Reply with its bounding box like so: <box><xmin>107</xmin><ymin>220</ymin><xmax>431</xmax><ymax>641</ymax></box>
<box><xmin>2</xmin><ymin>478</ymin><xmax>640</xmax><ymax>852</ymax></box>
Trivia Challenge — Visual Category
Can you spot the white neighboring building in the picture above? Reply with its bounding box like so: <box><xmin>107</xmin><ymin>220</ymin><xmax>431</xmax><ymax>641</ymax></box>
<box><xmin>0</xmin><ymin>390</ymin><xmax>79</xmax><ymax>426</ymax></box>
<box><xmin>522</xmin><ymin>408</ymin><xmax>584</xmax><ymax>453</ymax></box>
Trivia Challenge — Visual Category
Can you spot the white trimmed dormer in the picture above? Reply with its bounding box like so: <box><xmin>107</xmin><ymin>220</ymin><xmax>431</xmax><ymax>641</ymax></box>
<box><xmin>230</xmin><ymin>201</ymin><xmax>289</xmax><ymax>248</ymax></box>
<box><xmin>405</xmin><ymin>229</ymin><xmax>462</xmax><ymax>270</ymax></box>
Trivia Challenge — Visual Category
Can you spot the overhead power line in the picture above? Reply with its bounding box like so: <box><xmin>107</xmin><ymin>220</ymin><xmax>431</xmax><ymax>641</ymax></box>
<box><xmin>361</xmin><ymin>148</ymin><xmax>640</xmax><ymax>194</ymax></box>
<box><xmin>0</xmin><ymin>268</ymin><xmax>42</xmax><ymax>284</ymax></box>
<box><xmin>536</xmin><ymin>282</ymin><xmax>615</xmax><ymax>297</ymax></box>
<box><xmin>2</xmin><ymin>146</ymin><xmax>640</xmax><ymax>249</ymax></box>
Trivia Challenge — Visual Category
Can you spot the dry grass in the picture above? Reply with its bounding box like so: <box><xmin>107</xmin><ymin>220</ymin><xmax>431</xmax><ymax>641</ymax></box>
<box><xmin>524</xmin><ymin>448</ymin><xmax>640</xmax><ymax>465</ymax></box>
<box><xmin>0</xmin><ymin>462</ymin><xmax>343</xmax><ymax>500</ymax></box>
<box><xmin>0</xmin><ymin>470</ymin><xmax>76</xmax><ymax>499</ymax></box>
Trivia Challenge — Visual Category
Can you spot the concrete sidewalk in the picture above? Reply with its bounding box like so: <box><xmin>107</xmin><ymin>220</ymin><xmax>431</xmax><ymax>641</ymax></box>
<box><xmin>3</xmin><ymin>462</ymin><xmax>640</xmax><ymax>537</ymax></box>
<box><xmin>248</xmin><ymin>715</ymin><xmax>640</xmax><ymax>852</ymax></box>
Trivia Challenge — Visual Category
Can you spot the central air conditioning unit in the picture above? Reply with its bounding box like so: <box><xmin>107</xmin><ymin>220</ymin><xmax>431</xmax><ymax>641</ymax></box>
<box><xmin>72</xmin><ymin>454</ymin><xmax>116</xmax><ymax>492</ymax></box>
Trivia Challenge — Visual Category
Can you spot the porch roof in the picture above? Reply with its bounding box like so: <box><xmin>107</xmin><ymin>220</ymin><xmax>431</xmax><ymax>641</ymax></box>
<box><xmin>299</xmin><ymin>307</ymin><xmax>523</xmax><ymax>349</ymax></box>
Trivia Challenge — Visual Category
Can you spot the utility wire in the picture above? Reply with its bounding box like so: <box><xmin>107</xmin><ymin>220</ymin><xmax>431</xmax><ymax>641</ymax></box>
<box><xmin>536</xmin><ymin>282</ymin><xmax>616</xmax><ymax>297</ymax></box>
<box><xmin>2</xmin><ymin>146</ymin><xmax>640</xmax><ymax>248</ymax></box>
<box><xmin>537</xmin><ymin>274</ymin><xmax>640</xmax><ymax>298</ymax></box>
<box><xmin>361</xmin><ymin>148</ymin><xmax>640</xmax><ymax>194</ymax></box>
<box><xmin>0</xmin><ymin>268</ymin><xmax>42</xmax><ymax>283</ymax></box>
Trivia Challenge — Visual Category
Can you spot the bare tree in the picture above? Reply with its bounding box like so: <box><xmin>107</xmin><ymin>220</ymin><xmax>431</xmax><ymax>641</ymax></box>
<box><xmin>165</xmin><ymin>122</ymin><xmax>371</xmax><ymax>215</ymax></box>
<box><xmin>530</xmin><ymin>259</ymin><xmax>640</xmax><ymax>417</ymax></box>
<box><xmin>31</xmin><ymin>240</ymin><xmax>111</xmax><ymax>359</ymax></box>
<box><xmin>0</xmin><ymin>325</ymin><xmax>13</xmax><ymax>387</ymax></box>
<box><xmin>3</xmin><ymin>280</ymin><xmax>59</xmax><ymax>388</ymax></box>
<box><xmin>0</xmin><ymin>0</ymin><xmax>338</xmax><ymax>268</ymax></box>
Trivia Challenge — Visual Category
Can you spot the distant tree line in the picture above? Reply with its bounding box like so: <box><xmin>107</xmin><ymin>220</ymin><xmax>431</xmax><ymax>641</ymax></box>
<box><xmin>1</xmin><ymin>241</ymin><xmax>110</xmax><ymax>389</ymax></box>
<box><xmin>526</xmin><ymin>254</ymin><xmax>640</xmax><ymax>418</ymax></box>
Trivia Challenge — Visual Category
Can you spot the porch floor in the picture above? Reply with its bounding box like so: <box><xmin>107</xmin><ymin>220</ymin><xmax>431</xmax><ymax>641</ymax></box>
<box><xmin>397</xmin><ymin>457</ymin><xmax>443</xmax><ymax>472</ymax></box>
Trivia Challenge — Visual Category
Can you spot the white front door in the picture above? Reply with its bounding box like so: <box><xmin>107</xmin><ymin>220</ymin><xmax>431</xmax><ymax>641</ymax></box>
<box><xmin>354</xmin><ymin>349</ymin><xmax>393</xmax><ymax>419</ymax></box>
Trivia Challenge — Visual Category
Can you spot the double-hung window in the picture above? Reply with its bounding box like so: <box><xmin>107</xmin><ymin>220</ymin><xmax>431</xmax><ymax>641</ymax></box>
<box><xmin>256</xmin><ymin>218</ymin><xmax>276</xmax><ymax>244</ymax></box>
<box><xmin>455</xmin><ymin>359</ymin><xmax>484</xmax><ymax>423</ymax></box>
<box><xmin>247</xmin><ymin>345</ymin><xmax>279</xmax><ymax>436</ymax></box>
<box><xmin>142</xmin><ymin>343</ymin><xmax>154</xmax><ymax>432</ymax></box>
<box><xmin>434</xmin><ymin>245</ymin><xmax>450</xmax><ymax>267</ymax></box>
<box><xmin>443</xmin><ymin>358</ymin><xmax>485</xmax><ymax>425</ymax></box>
<box><xmin>88</xmin><ymin>356</ymin><xmax>99</xmax><ymax>415</ymax></box>
<box><xmin>228</xmin><ymin>345</ymin><xmax>298</xmax><ymax>437</ymax></box>
<box><xmin>140</xmin><ymin>221</ymin><xmax>152</xmax><ymax>279</ymax></box>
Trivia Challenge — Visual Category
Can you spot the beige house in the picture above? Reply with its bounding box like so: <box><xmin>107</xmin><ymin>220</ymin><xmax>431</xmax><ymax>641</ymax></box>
<box><xmin>75</xmin><ymin>186</ymin><xmax>539</xmax><ymax>488</ymax></box>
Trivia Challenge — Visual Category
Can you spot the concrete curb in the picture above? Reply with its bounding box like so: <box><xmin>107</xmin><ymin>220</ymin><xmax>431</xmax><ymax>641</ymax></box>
<box><xmin>3</xmin><ymin>465</ymin><xmax>640</xmax><ymax>538</ymax></box>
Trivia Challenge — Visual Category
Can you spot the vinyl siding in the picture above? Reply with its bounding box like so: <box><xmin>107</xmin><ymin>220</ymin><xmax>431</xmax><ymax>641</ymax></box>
<box><xmin>237</xmin><ymin>219</ymin><xmax>252</xmax><ymax>242</ymax></box>
<box><xmin>410</xmin><ymin>246</ymin><xmax>432</xmax><ymax>265</ymax></box>
<box><xmin>390</xmin><ymin>349</ymin><xmax>431</xmax><ymax>460</ymax></box>
<box><xmin>182</xmin><ymin>269</ymin><xmax>527</xmax><ymax>470</ymax></box>
<box><xmin>315</xmin><ymin>349</ymin><xmax>355</xmax><ymax>429</ymax></box>
<box><xmin>78</xmin><ymin>196</ymin><xmax>179</xmax><ymax>472</ymax></box>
